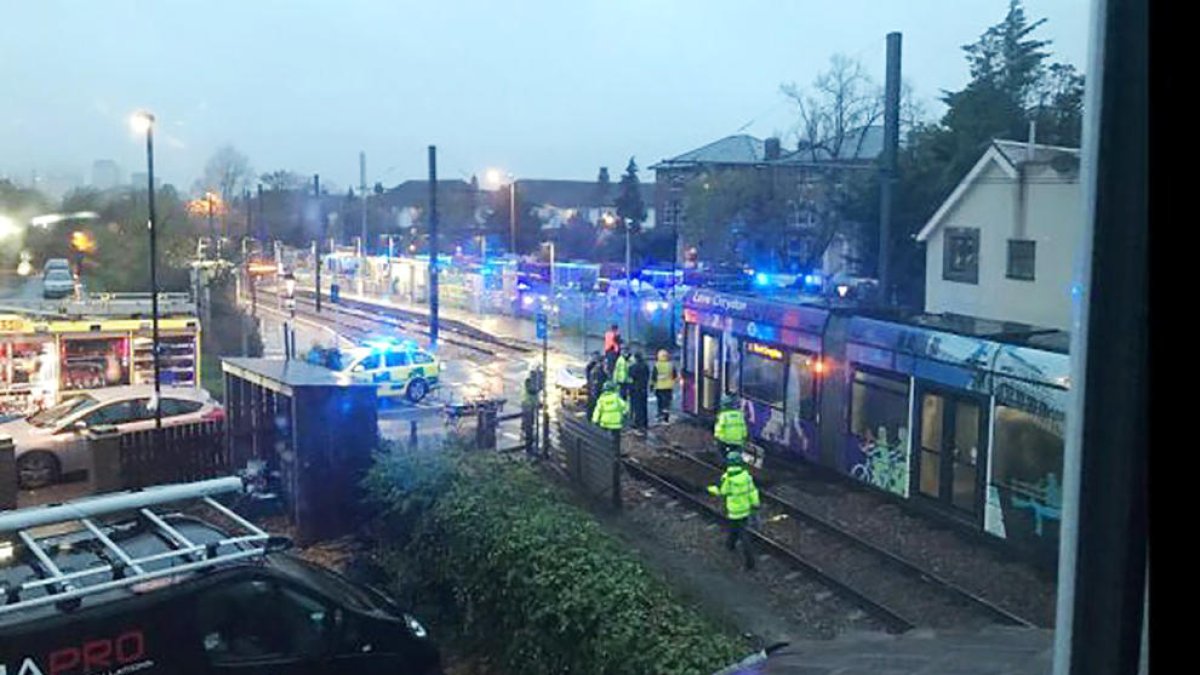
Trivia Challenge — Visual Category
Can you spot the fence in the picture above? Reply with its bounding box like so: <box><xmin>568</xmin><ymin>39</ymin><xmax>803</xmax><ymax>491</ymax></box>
<box><xmin>112</xmin><ymin>421</ymin><xmax>229</xmax><ymax>490</ymax></box>
<box><xmin>556</xmin><ymin>408</ymin><xmax>621</xmax><ymax>509</ymax></box>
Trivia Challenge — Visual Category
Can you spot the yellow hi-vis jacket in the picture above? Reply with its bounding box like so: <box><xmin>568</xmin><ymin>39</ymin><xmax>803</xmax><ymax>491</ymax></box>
<box><xmin>653</xmin><ymin>357</ymin><xmax>675</xmax><ymax>390</ymax></box>
<box><xmin>612</xmin><ymin>355</ymin><xmax>630</xmax><ymax>384</ymax></box>
<box><xmin>592</xmin><ymin>391</ymin><xmax>628</xmax><ymax>430</ymax></box>
<box><xmin>707</xmin><ymin>466</ymin><xmax>760</xmax><ymax>520</ymax></box>
<box><xmin>714</xmin><ymin>409</ymin><xmax>748</xmax><ymax>446</ymax></box>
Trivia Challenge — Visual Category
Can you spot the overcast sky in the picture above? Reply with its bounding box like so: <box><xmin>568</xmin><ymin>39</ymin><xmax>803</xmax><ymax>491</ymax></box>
<box><xmin>1</xmin><ymin>0</ymin><xmax>1091</xmax><ymax>193</ymax></box>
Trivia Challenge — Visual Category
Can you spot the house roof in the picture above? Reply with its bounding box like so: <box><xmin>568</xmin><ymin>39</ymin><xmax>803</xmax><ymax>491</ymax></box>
<box><xmin>383</xmin><ymin>179</ymin><xmax>474</xmax><ymax>207</ymax></box>
<box><xmin>651</xmin><ymin>126</ymin><xmax>884</xmax><ymax>171</ymax></box>
<box><xmin>915</xmin><ymin>139</ymin><xmax>1081</xmax><ymax>242</ymax></box>
<box><xmin>777</xmin><ymin>125</ymin><xmax>885</xmax><ymax>164</ymax></box>
<box><xmin>650</xmin><ymin>135</ymin><xmax>766</xmax><ymax>169</ymax></box>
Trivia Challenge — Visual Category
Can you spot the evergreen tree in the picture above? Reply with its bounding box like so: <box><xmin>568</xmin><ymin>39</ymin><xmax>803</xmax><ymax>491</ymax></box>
<box><xmin>614</xmin><ymin>158</ymin><xmax>646</xmax><ymax>233</ymax></box>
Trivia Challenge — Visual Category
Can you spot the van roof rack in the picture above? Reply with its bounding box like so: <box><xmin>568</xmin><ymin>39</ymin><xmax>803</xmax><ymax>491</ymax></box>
<box><xmin>0</xmin><ymin>477</ymin><xmax>269</xmax><ymax>617</ymax></box>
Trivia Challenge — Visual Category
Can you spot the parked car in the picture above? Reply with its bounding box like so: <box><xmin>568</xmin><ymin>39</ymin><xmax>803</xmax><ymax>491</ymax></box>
<box><xmin>0</xmin><ymin>384</ymin><xmax>223</xmax><ymax>489</ymax></box>
<box><xmin>42</xmin><ymin>267</ymin><xmax>75</xmax><ymax>299</ymax></box>
<box><xmin>42</xmin><ymin>257</ymin><xmax>70</xmax><ymax>275</ymax></box>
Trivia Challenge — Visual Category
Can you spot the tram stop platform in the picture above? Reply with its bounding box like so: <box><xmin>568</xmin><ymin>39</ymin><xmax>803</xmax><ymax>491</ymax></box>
<box><xmin>723</xmin><ymin>626</ymin><xmax>1055</xmax><ymax>674</ymax></box>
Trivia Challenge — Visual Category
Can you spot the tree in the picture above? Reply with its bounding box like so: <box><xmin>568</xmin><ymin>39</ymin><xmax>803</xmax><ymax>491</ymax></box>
<box><xmin>201</xmin><ymin>145</ymin><xmax>254</xmax><ymax>204</ymax></box>
<box><xmin>614</xmin><ymin>158</ymin><xmax>646</xmax><ymax>232</ymax></box>
<box><xmin>595</xmin><ymin>166</ymin><xmax>612</xmax><ymax>206</ymax></box>
<box><xmin>260</xmin><ymin>170</ymin><xmax>306</xmax><ymax>192</ymax></box>
<box><xmin>782</xmin><ymin>54</ymin><xmax>883</xmax><ymax>161</ymax></box>
<box><xmin>849</xmin><ymin>0</ymin><xmax>1085</xmax><ymax>306</ymax></box>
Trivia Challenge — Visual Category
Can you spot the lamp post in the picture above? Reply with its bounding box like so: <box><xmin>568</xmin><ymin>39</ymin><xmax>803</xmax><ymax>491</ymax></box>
<box><xmin>131</xmin><ymin>110</ymin><xmax>162</xmax><ymax>433</ymax></box>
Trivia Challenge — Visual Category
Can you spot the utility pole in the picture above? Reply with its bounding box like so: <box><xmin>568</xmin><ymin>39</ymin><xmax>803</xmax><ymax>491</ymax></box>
<box><xmin>257</xmin><ymin>183</ymin><xmax>265</xmax><ymax>243</ymax></box>
<box><xmin>244</xmin><ymin>188</ymin><xmax>252</xmax><ymax>243</ymax></box>
<box><xmin>314</xmin><ymin>174</ymin><xmax>322</xmax><ymax>313</ymax></box>
<box><xmin>360</xmin><ymin>151</ymin><xmax>368</xmax><ymax>257</ymax></box>
<box><xmin>206</xmin><ymin>193</ymin><xmax>215</xmax><ymax>258</ymax></box>
<box><xmin>879</xmin><ymin>31</ymin><xmax>902</xmax><ymax>306</ymax></box>
<box><xmin>509</xmin><ymin>180</ymin><xmax>516</xmax><ymax>254</ymax></box>
<box><xmin>624</xmin><ymin>218</ymin><xmax>632</xmax><ymax>342</ymax></box>
<box><xmin>428</xmin><ymin>146</ymin><xmax>439</xmax><ymax>348</ymax></box>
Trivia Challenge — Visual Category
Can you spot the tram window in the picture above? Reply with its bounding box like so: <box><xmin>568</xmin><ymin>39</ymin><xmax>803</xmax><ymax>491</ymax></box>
<box><xmin>991</xmin><ymin>403</ymin><xmax>1066</xmax><ymax>541</ymax></box>
<box><xmin>849</xmin><ymin>369</ymin><xmax>909</xmax><ymax>447</ymax></box>
<box><xmin>786</xmin><ymin>351</ymin><xmax>817</xmax><ymax>421</ymax></box>
<box><xmin>724</xmin><ymin>337</ymin><xmax>740</xmax><ymax>395</ymax></box>
<box><xmin>741</xmin><ymin>343</ymin><xmax>785</xmax><ymax>408</ymax></box>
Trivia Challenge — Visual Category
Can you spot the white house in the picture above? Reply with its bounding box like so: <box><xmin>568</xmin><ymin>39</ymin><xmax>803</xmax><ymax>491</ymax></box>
<box><xmin>916</xmin><ymin>139</ymin><xmax>1082</xmax><ymax>332</ymax></box>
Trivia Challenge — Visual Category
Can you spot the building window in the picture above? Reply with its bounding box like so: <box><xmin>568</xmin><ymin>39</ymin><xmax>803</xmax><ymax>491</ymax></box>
<box><xmin>943</xmin><ymin>227</ymin><xmax>980</xmax><ymax>284</ymax></box>
<box><xmin>1007</xmin><ymin>239</ymin><xmax>1036</xmax><ymax>281</ymax></box>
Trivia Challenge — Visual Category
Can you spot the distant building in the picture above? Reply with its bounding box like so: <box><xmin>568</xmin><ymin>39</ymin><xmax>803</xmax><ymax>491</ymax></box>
<box><xmin>915</xmin><ymin>139</ymin><xmax>1082</xmax><ymax>331</ymax></box>
<box><xmin>380</xmin><ymin>179</ymin><xmax>476</xmax><ymax>230</ymax></box>
<box><xmin>512</xmin><ymin>179</ymin><xmax>655</xmax><ymax>230</ymax></box>
<box><xmin>129</xmin><ymin>172</ymin><xmax>161</xmax><ymax>191</ymax></box>
<box><xmin>651</xmin><ymin>127</ymin><xmax>883</xmax><ymax>274</ymax></box>
<box><xmin>92</xmin><ymin>160</ymin><xmax>122</xmax><ymax>190</ymax></box>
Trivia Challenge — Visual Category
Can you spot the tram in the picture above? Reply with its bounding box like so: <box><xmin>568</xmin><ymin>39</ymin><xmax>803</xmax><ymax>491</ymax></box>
<box><xmin>681</xmin><ymin>289</ymin><xmax>1068</xmax><ymax>559</ymax></box>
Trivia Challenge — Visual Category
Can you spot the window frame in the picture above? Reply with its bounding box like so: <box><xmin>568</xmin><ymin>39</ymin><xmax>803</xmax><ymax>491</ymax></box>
<box><xmin>738</xmin><ymin>340</ymin><xmax>787</xmax><ymax>410</ymax></box>
<box><xmin>1006</xmin><ymin>238</ymin><xmax>1037</xmax><ymax>281</ymax></box>
<box><xmin>942</xmin><ymin>227</ymin><xmax>980</xmax><ymax>284</ymax></box>
<box><xmin>847</xmin><ymin>365</ymin><xmax>911</xmax><ymax>442</ymax></box>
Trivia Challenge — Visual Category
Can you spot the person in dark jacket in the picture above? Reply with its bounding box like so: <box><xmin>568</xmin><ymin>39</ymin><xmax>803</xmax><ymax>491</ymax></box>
<box><xmin>628</xmin><ymin>352</ymin><xmax>651</xmax><ymax>431</ymax></box>
<box><xmin>584</xmin><ymin>351</ymin><xmax>604</xmax><ymax>418</ymax></box>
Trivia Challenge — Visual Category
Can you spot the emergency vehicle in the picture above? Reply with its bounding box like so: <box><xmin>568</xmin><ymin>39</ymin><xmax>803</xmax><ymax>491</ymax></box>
<box><xmin>321</xmin><ymin>339</ymin><xmax>441</xmax><ymax>403</ymax></box>
<box><xmin>0</xmin><ymin>300</ymin><xmax>200</xmax><ymax>416</ymax></box>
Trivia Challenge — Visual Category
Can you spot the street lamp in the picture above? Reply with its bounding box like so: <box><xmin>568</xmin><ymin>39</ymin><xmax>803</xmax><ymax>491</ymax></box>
<box><xmin>130</xmin><ymin>109</ymin><xmax>162</xmax><ymax>432</ymax></box>
<box><xmin>601</xmin><ymin>212</ymin><xmax>632</xmax><ymax>339</ymax></box>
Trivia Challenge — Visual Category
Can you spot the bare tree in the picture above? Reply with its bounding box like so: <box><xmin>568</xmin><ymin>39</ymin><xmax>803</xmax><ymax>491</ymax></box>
<box><xmin>201</xmin><ymin>145</ymin><xmax>254</xmax><ymax>203</ymax></box>
<box><xmin>260</xmin><ymin>170</ymin><xmax>307</xmax><ymax>192</ymax></box>
<box><xmin>781</xmin><ymin>54</ymin><xmax>884</xmax><ymax>162</ymax></box>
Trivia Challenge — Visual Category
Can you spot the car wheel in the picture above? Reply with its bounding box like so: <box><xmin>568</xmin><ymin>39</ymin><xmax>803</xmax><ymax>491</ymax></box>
<box><xmin>407</xmin><ymin>378</ymin><xmax>429</xmax><ymax>403</ymax></box>
<box><xmin>17</xmin><ymin>451</ymin><xmax>61</xmax><ymax>490</ymax></box>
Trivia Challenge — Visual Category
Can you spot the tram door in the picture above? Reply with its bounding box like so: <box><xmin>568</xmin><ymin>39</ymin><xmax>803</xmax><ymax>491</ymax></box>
<box><xmin>914</xmin><ymin>387</ymin><xmax>988</xmax><ymax>520</ymax></box>
<box><xmin>699</xmin><ymin>330</ymin><xmax>722</xmax><ymax>414</ymax></box>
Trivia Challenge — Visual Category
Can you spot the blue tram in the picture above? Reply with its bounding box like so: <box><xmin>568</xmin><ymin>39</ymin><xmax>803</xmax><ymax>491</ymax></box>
<box><xmin>681</xmin><ymin>289</ymin><xmax>1068</xmax><ymax>558</ymax></box>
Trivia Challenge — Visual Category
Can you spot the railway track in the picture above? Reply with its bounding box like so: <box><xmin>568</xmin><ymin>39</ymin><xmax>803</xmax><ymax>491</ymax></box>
<box><xmin>255</xmin><ymin>286</ymin><xmax>529</xmax><ymax>358</ymax></box>
<box><xmin>621</xmin><ymin>436</ymin><xmax>1039</xmax><ymax>632</ymax></box>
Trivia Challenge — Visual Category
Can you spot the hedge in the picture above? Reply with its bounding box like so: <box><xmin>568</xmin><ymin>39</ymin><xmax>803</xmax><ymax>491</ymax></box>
<box><xmin>364</xmin><ymin>448</ymin><xmax>748</xmax><ymax>674</ymax></box>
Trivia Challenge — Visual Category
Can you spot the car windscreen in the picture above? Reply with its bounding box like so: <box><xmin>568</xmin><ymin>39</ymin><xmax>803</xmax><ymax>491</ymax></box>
<box><xmin>271</xmin><ymin>554</ymin><xmax>386</xmax><ymax>614</ymax></box>
<box><xmin>27</xmin><ymin>395</ymin><xmax>99</xmax><ymax>427</ymax></box>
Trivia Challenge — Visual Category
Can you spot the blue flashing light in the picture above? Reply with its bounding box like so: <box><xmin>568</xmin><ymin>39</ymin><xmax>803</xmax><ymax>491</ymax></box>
<box><xmin>754</xmin><ymin>272</ymin><xmax>770</xmax><ymax>287</ymax></box>
<box><xmin>522</xmin><ymin>295</ymin><xmax>535</xmax><ymax>307</ymax></box>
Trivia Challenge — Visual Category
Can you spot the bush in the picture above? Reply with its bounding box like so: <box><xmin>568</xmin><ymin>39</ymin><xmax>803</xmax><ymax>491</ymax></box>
<box><xmin>365</xmin><ymin>447</ymin><xmax>747</xmax><ymax>674</ymax></box>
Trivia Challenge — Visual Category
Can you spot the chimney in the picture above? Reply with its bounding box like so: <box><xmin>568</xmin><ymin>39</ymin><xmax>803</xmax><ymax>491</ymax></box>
<box><xmin>1027</xmin><ymin>120</ymin><xmax>1037</xmax><ymax>161</ymax></box>
<box><xmin>765</xmin><ymin>137</ymin><xmax>782</xmax><ymax>161</ymax></box>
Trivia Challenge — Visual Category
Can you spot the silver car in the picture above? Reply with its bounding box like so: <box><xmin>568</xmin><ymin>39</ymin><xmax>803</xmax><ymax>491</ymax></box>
<box><xmin>0</xmin><ymin>385</ymin><xmax>224</xmax><ymax>489</ymax></box>
<box><xmin>42</xmin><ymin>268</ymin><xmax>75</xmax><ymax>299</ymax></box>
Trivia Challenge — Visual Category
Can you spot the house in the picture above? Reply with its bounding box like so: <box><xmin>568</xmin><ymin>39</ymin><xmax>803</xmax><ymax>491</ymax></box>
<box><xmin>511</xmin><ymin>179</ymin><xmax>655</xmax><ymax>230</ymax></box>
<box><xmin>915</xmin><ymin>139</ymin><xmax>1082</xmax><ymax>332</ymax></box>
<box><xmin>380</xmin><ymin>179</ymin><xmax>476</xmax><ymax>229</ymax></box>
<box><xmin>651</xmin><ymin>127</ymin><xmax>883</xmax><ymax>273</ymax></box>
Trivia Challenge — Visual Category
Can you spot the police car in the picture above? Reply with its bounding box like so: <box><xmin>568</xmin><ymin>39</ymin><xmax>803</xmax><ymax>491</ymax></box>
<box><xmin>334</xmin><ymin>340</ymin><xmax>441</xmax><ymax>403</ymax></box>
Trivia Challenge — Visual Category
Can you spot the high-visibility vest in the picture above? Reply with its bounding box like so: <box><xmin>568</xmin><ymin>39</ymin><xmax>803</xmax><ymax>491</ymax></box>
<box><xmin>653</xmin><ymin>358</ymin><xmax>674</xmax><ymax>390</ymax></box>
<box><xmin>714</xmin><ymin>409</ymin><xmax>748</xmax><ymax>445</ymax></box>
<box><xmin>604</xmin><ymin>330</ymin><xmax>621</xmax><ymax>354</ymax></box>
<box><xmin>707</xmin><ymin>466</ymin><xmax>760</xmax><ymax>520</ymax></box>
<box><xmin>591</xmin><ymin>391</ymin><xmax>627</xmax><ymax>430</ymax></box>
<box><xmin>612</xmin><ymin>355</ymin><xmax>629</xmax><ymax>384</ymax></box>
